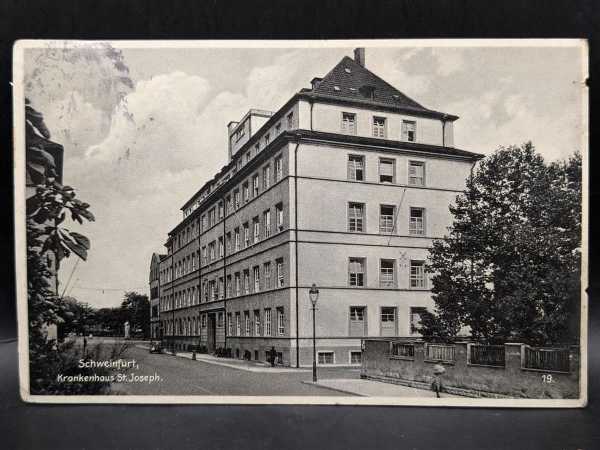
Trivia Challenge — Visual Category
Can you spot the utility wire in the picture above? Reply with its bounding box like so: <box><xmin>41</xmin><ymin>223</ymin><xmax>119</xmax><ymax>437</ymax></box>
<box><xmin>60</xmin><ymin>258</ymin><xmax>80</xmax><ymax>298</ymax></box>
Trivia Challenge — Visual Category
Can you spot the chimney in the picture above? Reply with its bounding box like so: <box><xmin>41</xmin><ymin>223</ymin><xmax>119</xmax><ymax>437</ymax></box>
<box><xmin>354</xmin><ymin>48</ymin><xmax>365</xmax><ymax>67</ymax></box>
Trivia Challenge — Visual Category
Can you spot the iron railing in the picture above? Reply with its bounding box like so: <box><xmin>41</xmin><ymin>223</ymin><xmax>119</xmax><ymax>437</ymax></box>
<box><xmin>425</xmin><ymin>344</ymin><xmax>455</xmax><ymax>362</ymax></box>
<box><xmin>522</xmin><ymin>346</ymin><xmax>570</xmax><ymax>373</ymax></box>
<box><xmin>469</xmin><ymin>344</ymin><xmax>505</xmax><ymax>367</ymax></box>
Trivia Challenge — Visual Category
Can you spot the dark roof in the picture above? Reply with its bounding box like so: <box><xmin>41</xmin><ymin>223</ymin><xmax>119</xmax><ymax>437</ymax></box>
<box><xmin>311</xmin><ymin>56</ymin><xmax>455</xmax><ymax>119</ymax></box>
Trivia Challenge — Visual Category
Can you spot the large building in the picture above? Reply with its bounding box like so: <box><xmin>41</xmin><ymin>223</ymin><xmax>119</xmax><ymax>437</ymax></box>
<box><xmin>149</xmin><ymin>48</ymin><xmax>482</xmax><ymax>367</ymax></box>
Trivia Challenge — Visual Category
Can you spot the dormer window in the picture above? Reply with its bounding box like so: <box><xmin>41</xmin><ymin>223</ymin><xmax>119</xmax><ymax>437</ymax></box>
<box><xmin>359</xmin><ymin>85</ymin><xmax>376</xmax><ymax>100</ymax></box>
<box><xmin>402</xmin><ymin>120</ymin><xmax>417</xmax><ymax>142</ymax></box>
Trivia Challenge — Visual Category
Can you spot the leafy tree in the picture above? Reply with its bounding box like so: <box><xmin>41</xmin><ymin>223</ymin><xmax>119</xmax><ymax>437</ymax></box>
<box><xmin>424</xmin><ymin>143</ymin><xmax>581</xmax><ymax>345</ymax></box>
<box><xmin>121</xmin><ymin>292</ymin><xmax>150</xmax><ymax>338</ymax></box>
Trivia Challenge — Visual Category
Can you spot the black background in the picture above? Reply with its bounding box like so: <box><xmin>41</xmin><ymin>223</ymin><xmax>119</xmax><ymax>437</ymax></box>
<box><xmin>0</xmin><ymin>1</ymin><xmax>598</xmax><ymax>448</ymax></box>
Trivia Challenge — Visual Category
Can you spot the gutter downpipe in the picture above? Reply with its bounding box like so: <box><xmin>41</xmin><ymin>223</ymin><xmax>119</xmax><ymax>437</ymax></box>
<box><xmin>222</xmin><ymin>196</ymin><xmax>227</xmax><ymax>353</ymax></box>
<box><xmin>294</xmin><ymin>135</ymin><xmax>301</xmax><ymax>368</ymax></box>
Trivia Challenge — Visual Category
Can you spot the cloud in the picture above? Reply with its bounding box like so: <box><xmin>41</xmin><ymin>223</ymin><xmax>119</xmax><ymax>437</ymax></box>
<box><xmin>432</xmin><ymin>49</ymin><xmax>465</xmax><ymax>76</ymax></box>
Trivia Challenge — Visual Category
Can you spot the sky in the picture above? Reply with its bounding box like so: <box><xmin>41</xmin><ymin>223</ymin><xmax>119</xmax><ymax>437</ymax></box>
<box><xmin>22</xmin><ymin>41</ymin><xmax>586</xmax><ymax>308</ymax></box>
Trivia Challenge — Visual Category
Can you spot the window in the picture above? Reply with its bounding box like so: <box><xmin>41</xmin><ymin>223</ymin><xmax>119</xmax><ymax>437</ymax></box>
<box><xmin>275</xmin><ymin>155</ymin><xmax>283</xmax><ymax>182</ymax></box>
<box><xmin>408</xmin><ymin>161</ymin><xmax>425</xmax><ymax>186</ymax></box>
<box><xmin>226</xmin><ymin>275</ymin><xmax>232</xmax><ymax>297</ymax></box>
<box><xmin>348</xmin><ymin>202</ymin><xmax>364</xmax><ymax>232</ymax></box>
<box><xmin>402</xmin><ymin>120</ymin><xmax>417</xmax><ymax>142</ymax></box>
<box><xmin>349</xmin><ymin>258</ymin><xmax>365</xmax><ymax>287</ymax></box>
<box><xmin>243</xmin><ymin>270</ymin><xmax>250</xmax><ymax>294</ymax></box>
<box><xmin>209</xmin><ymin>242</ymin><xmax>215</xmax><ymax>261</ymax></box>
<box><xmin>253</xmin><ymin>266</ymin><xmax>260</xmax><ymax>292</ymax></box>
<box><xmin>275</xmin><ymin>122</ymin><xmax>281</xmax><ymax>134</ymax></box>
<box><xmin>276</xmin><ymin>259</ymin><xmax>284</xmax><ymax>287</ymax></box>
<box><xmin>264</xmin><ymin>262</ymin><xmax>272</xmax><ymax>289</ymax></box>
<box><xmin>218</xmin><ymin>237</ymin><xmax>224</xmax><ymax>258</ymax></box>
<box><xmin>235</xmin><ymin>313</ymin><xmax>241</xmax><ymax>336</ymax></box>
<box><xmin>218</xmin><ymin>277</ymin><xmax>224</xmax><ymax>299</ymax></box>
<box><xmin>245</xmin><ymin>151</ymin><xmax>251</xmax><ymax>164</ymax></box>
<box><xmin>350</xmin><ymin>351</ymin><xmax>362</xmax><ymax>364</ymax></box>
<box><xmin>226</xmin><ymin>232</ymin><xmax>232</xmax><ymax>253</ymax></box>
<box><xmin>244</xmin><ymin>311</ymin><xmax>251</xmax><ymax>336</ymax></box>
<box><xmin>243</xmin><ymin>182</ymin><xmax>249</xmax><ymax>203</ymax></box>
<box><xmin>263</xmin><ymin>209</ymin><xmax>271</xmax><ymax>238</ymax></box>
<box><xmin>277</xmin><ymin>308</ymin><xmax>285</xmax><ymax>335</ymax></box>
<box><xmin>318</xmin><ymin>351</ymin><xmax>334</xmax><ymax>365</ymax></box>
<box><xmin>254</xmin><ymin>310</ymin><xmax>261</xmax><ymax>335</ymax></box>
<box><xmin>276</xmin><ymin>203</ymin><xmax>284</xmax><ymax>231</ymax></box>
<box><xmin>264</xmin><ymin>308</ymin><xmax>272</xmax><ymax>336</ymax></box>
<box><xmin>379</xmin><ymin>158</ymin><xmax>395</xmax><ymax>183</ymax></box>
<box><xmin>225</xmin><ymin>195</ymin><xmax>231</xmax><ymax>215</ymax></box>
<box><xmin>347</xmin><ymin>155</ymin><xmax>364</xmax><ymax>181</ymax></box>
<box><xmin>201</xmin><ymin>314</ymin><xmax>207</xmax><ymax>328</ymax></box>
<box><xmin>264</xmin><ymin>133</ymin><xmax>270</xmax><ymax>146</ymax></box>
<box><xmin>410</xmin><ymin>261</ymin><xmax>426</xmax><ymax>288</ymax></box>
<box><xmin>372</xmin><ymin>116</ymin><xmax>386</xmax><ymax>138</ymax></box>
<box><xmin>409</xmin><ymin>208</ymin><xmax>425</xmax><ymax>235</ymax></box>
<box><xmin>252</xmin><ymin>174</ymin><xmax>259</xmax><ymax>197</ymax></box>
<box><xmin>234</xmin><ymin>228</ymin><xmax>240</xmax><ymax>251</ymax></box>
<box><xmin>218</xmin><ymin>312</ymin><xmax>224</xmax><ymax>328</ymax></box>
<box><xmin>218</xmin><ymin>201</ymin><xmax>224</xmax><ymax>220</ymax></box>
<box><xmin>234</xmin><ymin>190</ymin><xmax>240</xmax><ymax>209</ymax></box>
<box><xmin>349</xmin><ymin>306</ymin><xmax>367</xmax><ymax>336</ymax></box>
<box><xmin>380</xmin><ymin>259</ymin><xmax>395</xmax><ymax>288</ymax></box>
<box><xmin>379</xmin><ymin>205</ymin><xmax>395</xmax><ymax>233</ymax></box>
<box><xmin>410</xmin><ymin>307</ymin><xmax>427</xmax><ymax>334</ymax></box>
<box><xmin>341</xmin><ymin>112</ymin><xmax>356</xmax><ymax>134</ymax></box>
<box><xmin>227</xmin><ymin>313</ymin><xmax>233</xmax><ymax>335</ymax></box>
<box><xmin>263</xmin><ymin>165</ymin><xmax>271</xmax><ymax>189</ymax></box>
<box><xmin>243</xmin><ymin>223</ymin><xmax>249</xmax><ymax>248</ymax></box>
<box><xmin>380</xmin><ymin>307</ymin><xmax>397</xmax><ymax>337</ymax></box>
<box><xmin>235</xmin><ymin>272</ymin><xmax>241</xmax><ymax>296</ymax></box>
<box><xmin>254</xmin><ymin>143</ymin><xmax>260</xmax><ymax>155</ymax></box>
<box><xmin>253</xmin><ymin>217</ymin><xmax>260</xmax><ymax>243</ymax></box>
<box><xmin>287</xmin><ymin>111</ymin><xmax>294</xmax><ymax>129</ymax></box>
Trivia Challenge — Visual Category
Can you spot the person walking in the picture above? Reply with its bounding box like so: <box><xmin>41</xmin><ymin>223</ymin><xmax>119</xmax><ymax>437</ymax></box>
<box><xmin>269</xmin><ymin>346</ymin><xmax>277</xmax><ymax>367</ymax></box>
<box><xmin>431</xmin><ymin>363</ymin><xmax>445</xmax><ymax>398</ymax></box>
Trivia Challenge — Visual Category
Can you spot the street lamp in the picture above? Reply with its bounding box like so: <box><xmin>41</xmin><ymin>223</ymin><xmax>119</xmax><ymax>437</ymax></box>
<box><xmin>309</xmin><ymin>283</ymin><xmax>319</xmax><ymax>383</ymax></box>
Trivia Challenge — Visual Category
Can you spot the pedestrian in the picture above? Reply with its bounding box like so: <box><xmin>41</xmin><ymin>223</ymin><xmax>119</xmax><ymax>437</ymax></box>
<box><xmin>431</xmin><ymin>363</ymin><xmax>445</xmax><ymax>398</ymax></box>
<box><xmin>269</xmin><ymin>346</ymin><xmax>277</xmax><ymax>367</ymax></box>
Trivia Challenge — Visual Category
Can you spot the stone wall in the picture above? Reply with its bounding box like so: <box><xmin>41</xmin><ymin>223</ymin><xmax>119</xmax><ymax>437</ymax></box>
<box><xmin>361</xmin><ymin>339</ymin><xmax>580</xmax><ymax>399</ymax></box>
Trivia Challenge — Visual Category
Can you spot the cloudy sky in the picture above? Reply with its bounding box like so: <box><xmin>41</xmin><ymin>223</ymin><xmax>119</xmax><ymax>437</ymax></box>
<box><xmin>22</xmin><ymin>41</ymin><xmax>586</xmax><ymax>308</ymax></box>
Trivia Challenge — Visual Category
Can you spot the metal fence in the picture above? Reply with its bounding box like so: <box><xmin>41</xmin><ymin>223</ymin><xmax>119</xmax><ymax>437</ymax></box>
<box><xmin>469</xmin><ymin>344</ymin><xmax>505</xmax><ymax>367</ymax></box>
<box><xmin>390</xmin><ymin>342</ymin><xmax>415</xmax><ymax>359</ymax></box>
<box><xmin>522</xmin><ymin>346</ymin><xmax>571</xmax><ymax>373</ymax></box>
<box><xmin>425</xmin><ymin>344</ymin><xmax>455</xmax><ymax>362</ymax></box>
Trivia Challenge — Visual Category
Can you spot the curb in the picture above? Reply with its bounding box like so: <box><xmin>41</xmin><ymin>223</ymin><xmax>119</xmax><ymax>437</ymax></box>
<box><xmin>301</xmin><ymin>381</ymin><xmax>365</xmax><ymax>397</ymax></box>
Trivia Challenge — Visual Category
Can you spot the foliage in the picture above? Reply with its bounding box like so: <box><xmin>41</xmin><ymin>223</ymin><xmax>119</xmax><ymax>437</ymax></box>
<box><xmin>120</xmin><ymin>292</ymin><xmax>151</xmax><ymax>338</ymax></box>
<box><xmin>424</xmin><ymin>143</ymin><xmax>581</xmax><ymax>345</ymax></box>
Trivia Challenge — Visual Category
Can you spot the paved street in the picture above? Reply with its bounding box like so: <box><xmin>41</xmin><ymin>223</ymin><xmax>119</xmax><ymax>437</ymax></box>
<box><xmin>111</xmin><ymin>344</ymin><xmax>360</xmax><ymax>396</ymax></box>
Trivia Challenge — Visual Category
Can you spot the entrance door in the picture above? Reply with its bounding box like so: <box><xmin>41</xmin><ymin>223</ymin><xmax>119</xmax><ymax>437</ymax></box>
<box><xmin>207</xmin><ymin>314</ymin><xmax>217</xmax><ymax>352</ymax></box>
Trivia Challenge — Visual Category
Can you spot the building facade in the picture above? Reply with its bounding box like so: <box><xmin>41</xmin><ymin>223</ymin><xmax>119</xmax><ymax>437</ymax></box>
<box><xmin>149</xmin><ymin>48</ymin><xmax>482</xmax><ymax>367</ymax></box>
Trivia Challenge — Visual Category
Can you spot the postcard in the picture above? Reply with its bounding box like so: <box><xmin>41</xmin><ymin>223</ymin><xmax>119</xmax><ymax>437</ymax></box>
<box><xmin>13</xmin><ymin>39</ymin><xmax>588</xmax><ymax>406</ymax></box>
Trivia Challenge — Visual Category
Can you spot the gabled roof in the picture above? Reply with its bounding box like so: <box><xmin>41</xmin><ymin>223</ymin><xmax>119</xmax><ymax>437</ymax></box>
<box><xmin>311</xmin><ymin>56</ymin><xmax>456</xmax><ymax>120</ymax></box>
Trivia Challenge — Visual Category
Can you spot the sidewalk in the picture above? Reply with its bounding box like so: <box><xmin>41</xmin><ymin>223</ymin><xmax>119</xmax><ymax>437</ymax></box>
<box><xmin>305</xmin><ymin>378</ymin><xmax>460</xmax><ymax>398</ymax></box>
<box><xmin>136</xmin><ymin>345</ymin><xmax>310</xmax><ymax>373</ymax></box>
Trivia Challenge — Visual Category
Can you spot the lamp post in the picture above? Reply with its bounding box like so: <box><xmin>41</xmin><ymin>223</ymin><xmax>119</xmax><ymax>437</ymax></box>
<box><xmin>309</xmin><ymin>283</ymin><xmax>319</xmax><ymax>383</ymax></box>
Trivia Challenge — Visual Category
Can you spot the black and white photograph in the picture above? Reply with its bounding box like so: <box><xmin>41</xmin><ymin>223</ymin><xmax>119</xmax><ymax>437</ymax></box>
<box><xmin>13</xmin><ymin>40</ymin><xmax>588</xmax><ymax>406</ymax></box>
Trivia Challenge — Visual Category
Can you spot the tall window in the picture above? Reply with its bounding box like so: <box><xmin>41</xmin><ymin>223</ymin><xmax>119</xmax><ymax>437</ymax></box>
<box><xmin>252</xmin><ymin>174</ymin><xmax>259</xmax><ymax>197</ymax></box>
<box><xmin>276</xmin><ymin>259</ymin><xmax>284</xmax><ymax>287</ymax></box>
<box><xmin>218</xmin><ymin>312</ymin><xmax>224</xmax><ymax>328</ymax></box>
<box><xmin>254</xmin><ymin>310</ymin><xmax>261</xmax><ymax>335</ymax></box>
<box><xmin>379</xmin><ymin>205</ymin><xmax>395</xmax><ymax>233</ymax></box>
<box><xmin>347</xmin><ymin>155</ymin><xmax>364</xmax><ymax>181</ymax></box>
<box><xmin>277</xmin><ymin>308</ymin><xmax>285</xmax><ymax>335</ymax></box>
<box><xmin>402</xmin><ymin>120</ymin><xmax>417</xmax><ymax>142</ymax></box>
<box><xmin>235</xmin><ymin>272</ymin><xmax>241</xmax><ymax>296</ymax></box>
<box><xmin>253</xmin><ymin>217</ymin><xmax>260</xmax><ymax>243</ymax></box>
<box><xmin>372</xmin><ymin>116</ymin><xmax>386</xmax><ymax>138</ymax></box>
<box><xmin>243</xmin><ymin>270</ymin><xmax>250</xmax><ymax>294</ymax></box>
<box><xmin>225</xmin><ymin>195</ymin><xmax>231</xmax><ymax>215</ymax></box>
<box><xmin>264</xmin><ymin>308</ymin><xmax>272</xmax><ymax>337</ymax></box>
<box><xmin>349</xmin><ymin>258</ymin><xmax>365</xmax><ymax>287</ymax></box>
<box><xmin>263</xmin><ymin>165</ymin><xmax>271</xmax><ymax>189</ymax></box>
<box><xmin>264</xmin><ymin>261</ymin><xmax>272</xmax><ymax>289</ymax></box>
<box><xmin>409</xmin><ymin>208</ymin><xmax>425</xmax><ymax>235</ymax></box>
<box><xmin>380</xmin><ymin>259</ymin><xmax>395</xmax><ymax>287</ymax></box>
<box><xmin>410</xmin><ymin>261</ymin><xmax>426</xmax><ymax>288</ymax></box>
<box><xmin>234</xmin><ymin>227</ymin><xmax>240</xmax><ymax>251</ymax></box>
<box><xmin>263</xmin><ymin>209</ymin><xmax>271</xmax><ymax>238</ymax></box>
<box><xmin>348</xmin><ymin>202</ymin><xmax>365</xmax><ymax>232</ymax></box>
<box><xmin>245</xmin><ymin>151</ymin><xmax>251</xmax><ymax>164</ymax></box>
<box><xmin>243</xmin><ymin>182</ymin><xmax>249</xmax><ymax>203</ymax></box>
<box><xmin>380</xmin><ymin>307</ymin><xmax>397</xmax><ymax>337</ymax></box>
<box><xmin>226</xmin><ymin>275</ymin><xmax>232</xmax><ymax>297</ymax></box>
<box><xmin>226</xmin><ymin>232</ymin><xmax>232</xmax><ymax>253</ymax></box>
<box><xmin>410</xmin><ymin>307</ymin><xmax>427</xmax><ymax>334</ymax></box>
<box><xmin>276</xmin><ymin>203</ymin><xmax>284</xmax><ymax>231</ymax></box>
<box><xmin>275</xmin><ymin>156</ymin><xmax>283</xmax><ymax>182</ymax></box>
<box><xmin>244</xmin><ymin>311</ymin><xmax>251</xmax><ymax>335</ymax></box>
<box><xmin>234</xmin><ymin>189</ymin><xmax>240</xmax><ymax>209</ymax></box>
<box><xmin>243</xmin><ymin>223</ymin><xmax>249</xmax><ymax>248</ymax></box>
<box><xmin>253</xmin><ymin>266</ymin><xmax>260</xmax><ymax>292</ymax></box>
<box><xmin>264</xmin><ymin>133</ymin><xmax>270</xmax><ymax>146</ymax></box>
<box><xmin>227</xmin><ymin>313</ymin><xmax>233</xmax><ymax>336</ymax></box>
<box><xmin>379</xmin><ymin>158</ymin><xmax>395</xmax><ymax>183</ymax></box>
<box><xmin>218</xmin><ymin>201</ymin><xmax>224</xmax><ymax>220</ymax></box>
<box><xmin>408</xmin><ymin>161</ymin><xmax>425</xmax><ymax>186</ymax></box>
<box><xmin>287</xmin><ymin>111</ymin><xmax>294</xmax><ymax>129</ymax></box>
<box><xmin>349</xmin><ymin>306</ymin><xmax>366</xmax><ymax>336</ymax></box>
<box><xmin>341</xmin><ymin>112</ymin><xmax>356</xmax><ymax>134</ymax></box>
<box><xmin>209</xmin><ymin>242</ymin><xmax>215</xmax><ymax>261</ymax></box>
<box><xmin>235</xmin><ymin>312</ymin><xmax>241</xmax><ymax>336</ymax></box>
<box><xmin>218</xmin><ymin>237</ymin><xmax>224</xmax><ymax>258</ymax></box>
<box><xmin>218</xmin><ymin>277</ymin><xmax>224</xmax><ymax>299</ymax></box>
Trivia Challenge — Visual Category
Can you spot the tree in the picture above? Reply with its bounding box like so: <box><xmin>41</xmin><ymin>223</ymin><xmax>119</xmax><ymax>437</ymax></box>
<box><xmin>121</xmin><ymin>292</ymin><xmax>150</xmax><ymax>338</ymax></box>
<box><xmin>424</xmin><ymin>143</ymin><xmax>581</xmax><ymax>345</ymax></box>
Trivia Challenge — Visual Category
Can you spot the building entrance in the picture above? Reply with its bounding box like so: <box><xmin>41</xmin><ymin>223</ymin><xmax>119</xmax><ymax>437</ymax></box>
<box><xmin>207</xmin><ymin>314</ymin><xmax>217</xmax><ymax>352</ymax></box>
